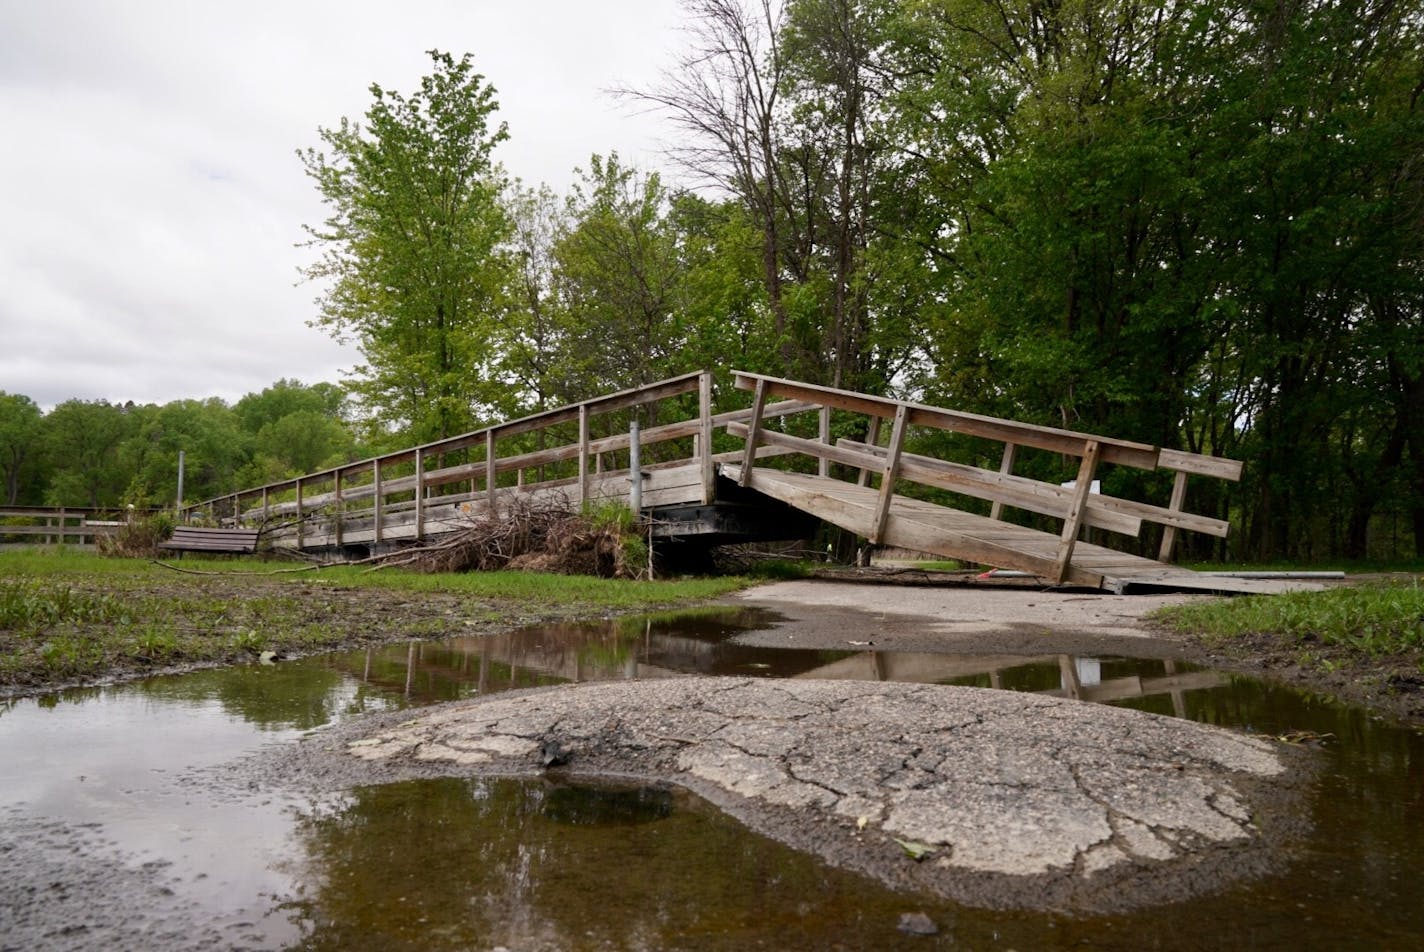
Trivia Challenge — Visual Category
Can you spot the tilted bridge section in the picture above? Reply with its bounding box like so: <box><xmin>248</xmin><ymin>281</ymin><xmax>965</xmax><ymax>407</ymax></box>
<box><xmin>185</xmin><ymin>370</ymin><xmax>1306</xmax><ymax>595</ymax></box>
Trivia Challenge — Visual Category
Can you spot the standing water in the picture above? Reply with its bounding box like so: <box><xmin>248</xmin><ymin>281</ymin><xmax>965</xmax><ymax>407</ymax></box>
<box><xmin>2</xmin><ymin>607</ymin><xmax>1422</xmax><ymax>949</ymax></box>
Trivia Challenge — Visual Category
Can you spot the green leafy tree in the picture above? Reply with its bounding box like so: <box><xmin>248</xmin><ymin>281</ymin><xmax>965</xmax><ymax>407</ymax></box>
<box><xmin>300</xmin><ymin>50</ymin><xmax>516</xmax><ymax>442</ymax></box>
<box><xmin>0</xmin><ymin>392</ymin><xmax>43</xmax><ymax>505</ymax></box>
<box><xmin>41</xmin><ymin>400</ymin><xmax>136</xmax><ymax>508</ymax></box>
<box><xmin>551</xmin><ymin>154</ymin><xmax>688</xmax><ymax>398</ymax></box>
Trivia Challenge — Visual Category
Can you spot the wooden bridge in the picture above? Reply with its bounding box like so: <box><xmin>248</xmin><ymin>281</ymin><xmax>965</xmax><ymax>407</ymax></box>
<box><xmin>183</xmin><ymin>370</ymin><xmax>1311</xmax><ymax>595</ymax></box>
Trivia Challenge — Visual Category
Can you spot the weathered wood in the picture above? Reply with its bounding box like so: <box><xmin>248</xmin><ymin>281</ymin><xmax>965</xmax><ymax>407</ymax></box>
<box><xmin>1159</xmin><ymin>447</ymin><xmax>1243</xmax><ymax>482</ymax></box>
<box><xmin>841</xmin><ymin>440</ymin><xmax>1142</xmax><ymax>537</ymax></box>
<box><xmin>989</xmin><ymin>443</ymin><xmax>1017</xmax><ymax>521</ymax></box>
<box><xmin>578</xmin><ymin>404</ymin><xmax>590</xmax><ymax>503</ymax></box>
<box><xmin>857</xmin><ymin>415</ymin><xmax>881</xmax><ymax>488</ymax></box>
<box><xmin>732</xmin><ymin>371</ymin><xmax>1160</xmax><ymax>469</ymax></box>
<box><xmin>158</xmin><ymin>526</ymin><xmax>260</xmax><ymax>554</ymax></box>
<box><xmin>372</xmin><ymin>461</ymin><xmax>384</xmax><ymax>544</ymax></box>
<box><xmin>414</xmin><ymin>448</ymin><xmax>426</xmax><ymax>540</ymax></box>
<box><xmin>1052</xmin><ymin>441</ymin><xmax>1101</xmax><ymax>583</ymax></box>
<box><xmin>818</xmin><ymin>406</ymin><xmax>831</xmax><ymax>478</ymax></box>
<box><xmin>869</xmin><ymin>405</ymin><xmax>908</xmax><ymax>545</ymax></box>
<box><xmin>699</xmin><ymin>371</ymin><xmax>715</xmax><ymax>504</ymax></box>
<box><xmin>739</xmin><ymin>378</ymin><xmax>768</xmax><ymax>488</ymax></box>
<box><xmin>1158</xmin><ymin>469</ymin><xmax>1190</xmax><ymax>562</ymax></box>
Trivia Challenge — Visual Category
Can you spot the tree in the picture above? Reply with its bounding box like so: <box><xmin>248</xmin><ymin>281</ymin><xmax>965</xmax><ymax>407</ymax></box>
<box><xmin>551</xmin><ymin>155</ymin><xmax>687</xmax><ymax>398</ymax></box>
<box><xmin>0</xmin><ymin>392</ymin><xmax>43</xmax><ymax>504</ymax></box>
<box><xmin>300</xmin><ymin>50</ymin><xmax>515</xmax><ymax>442</ymax></box>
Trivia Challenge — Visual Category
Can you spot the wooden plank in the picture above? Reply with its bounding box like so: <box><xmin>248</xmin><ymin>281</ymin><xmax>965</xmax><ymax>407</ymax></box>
<box><xmin>727</xmin><ymin>422</ymin><xmax>884</xmax><ymax>472</ymax></box>
<box><xmin>843</xmin><ymin>440</ymin><xmax>1142</xmax><ymax>537</ymax></box>
<box><xmin>1159</xmin><ymin>447</ymin><xmax>1243</xmax><ymax>481</ymax></box>
<box><xmin>732</xmin><ymin>371</ymin><xmax>1160</xmax><ymax>470</ymax></box>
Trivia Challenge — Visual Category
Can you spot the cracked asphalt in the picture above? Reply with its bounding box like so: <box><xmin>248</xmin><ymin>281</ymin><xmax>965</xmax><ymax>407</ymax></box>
<box><xmin>322</xmin><ymin>675</ymin><xmax>1309</xmax><ymax>913</ymax></box>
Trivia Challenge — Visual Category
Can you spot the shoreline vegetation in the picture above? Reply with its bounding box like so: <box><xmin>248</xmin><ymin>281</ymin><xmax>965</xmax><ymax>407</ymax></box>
<box><xmin>0</xmin><ymin>549</ymin><xmax>755</xmax><ymax>694</ymax></box>
<box><xmin>2</xmin><ymin>550</ymin><xmax>1421</xmax><ymax>723</ymax></box>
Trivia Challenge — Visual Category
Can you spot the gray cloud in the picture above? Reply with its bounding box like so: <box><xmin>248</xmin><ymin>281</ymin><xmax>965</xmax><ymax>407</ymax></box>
<box><xmin>0</xmin><ymin>0</ymin><xmax>682</xmax><ymax>409</ymax></box>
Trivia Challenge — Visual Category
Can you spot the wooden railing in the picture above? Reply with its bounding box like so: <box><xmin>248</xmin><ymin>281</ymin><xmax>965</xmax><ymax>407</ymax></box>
<box><xmin>0</xmin><ymin>507</ymin><xmax>153</xmax><ymax>545</ymax></box>
<box><xmin>727</xmin><ymin>372</ymin><xmax>1241</xmax><ymax>578</ymax></box>
<box><xmin>184</xmin><ymin>371</ymin><xmax>812</xmax><ymax>550</ymax></box>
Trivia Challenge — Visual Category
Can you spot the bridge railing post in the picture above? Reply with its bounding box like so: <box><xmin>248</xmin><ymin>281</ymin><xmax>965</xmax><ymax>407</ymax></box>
<box><xmin>486</xmin><ymin>430</ymin><xmax>497</xmax><ymax>514</ymax></box>
<box><xmin>578</xmin><ymin>404</ymin><xmax>591</xmax><ymax>504</ymax></box>
<box><xmin>1157</xmin><ymin>469</ymin><xmax>1190</xmax><ymax>562</ymax></box>
<box><xmin>699</xmin><ymin>371</ymin><xmax>714</xmax><ymax>504</ymax></box>
<box><xmin>989</xmin><ymin>443</ymin><xmax>1017</xmax><ymax>521</ymax></box>
<box><xmin>372</xmin><ymin>460</ymin><xmax>384</xmax><ymax>545</ymax></box>
<box><xmin>856</xmin><ymin>416</ymin><xmax>881</xmax><ymax>487</ymax></box>
<box><xmin>818</xmin><ymin>406</ymin><xmax>831</xmax><ymax>478</ymax></box>
<box><xmin>738</xmin><ymin>379</ymin><xmax>767</xmax><ymax>487</ymax></box>
<box><xmin>869</xmin><ymin>405</ymin><xmax>908</xmax><ymax>544</ymax></box>
<box><xmin>414</xmin><ymin>448</ymin><xmax>426</xmax><ymax>540</ymax></box>
<box><xmin>1052</xmin><ymin>440</ymin><xmax>1101</xmax><ymax>583</ymax></box>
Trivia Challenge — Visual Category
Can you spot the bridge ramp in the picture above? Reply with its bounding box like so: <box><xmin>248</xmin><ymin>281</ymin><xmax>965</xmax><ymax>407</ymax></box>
<box><xmin>724</xmin><ymin>465</ymin><xmax>1319</xmax><ymax>596</ymax></box>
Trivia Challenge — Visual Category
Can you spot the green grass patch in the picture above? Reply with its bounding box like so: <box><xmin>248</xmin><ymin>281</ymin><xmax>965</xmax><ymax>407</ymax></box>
<box><xmin>0</xmin><ymin>548</ymin><xmax>761</xmax><ymax>691</ymax></box>
<box><xmin>1154</xmin><ymin>581</ymin><xmax>1424</xmax><ymax>656</ymax></box>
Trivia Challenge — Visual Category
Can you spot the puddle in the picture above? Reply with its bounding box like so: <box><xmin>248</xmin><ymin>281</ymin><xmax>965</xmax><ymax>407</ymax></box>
<box><xmin>2</xmin><ymin>606</ymin><xmax>1423</xmax><ymax>948</ymax></box>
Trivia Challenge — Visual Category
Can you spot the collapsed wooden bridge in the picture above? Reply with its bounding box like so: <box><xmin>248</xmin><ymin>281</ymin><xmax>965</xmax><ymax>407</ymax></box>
<box><xmin>185</xmin><ymin>370</ymin><xmax>1310</xmax><ymax>595</ymax></box>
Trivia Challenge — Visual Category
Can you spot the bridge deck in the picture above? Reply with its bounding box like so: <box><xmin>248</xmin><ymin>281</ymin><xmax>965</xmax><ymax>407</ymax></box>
<box><xmin>724</xmin><ymin>465</ymin><xmax>1317</xmax><ymax>595</ymax></box>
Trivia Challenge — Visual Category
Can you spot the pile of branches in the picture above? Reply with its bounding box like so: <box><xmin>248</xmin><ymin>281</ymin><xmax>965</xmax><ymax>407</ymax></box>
<box><xmin>371</xmin><ymin>495</ymin><xmax>645</xmax><ymax>578</ymax></box>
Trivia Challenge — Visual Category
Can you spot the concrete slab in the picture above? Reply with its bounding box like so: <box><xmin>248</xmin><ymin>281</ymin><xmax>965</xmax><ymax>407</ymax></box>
<box><xmin>338</xmin><ymin>677</ymin><xmax>1308</xmax><ymax>913</ymax></box>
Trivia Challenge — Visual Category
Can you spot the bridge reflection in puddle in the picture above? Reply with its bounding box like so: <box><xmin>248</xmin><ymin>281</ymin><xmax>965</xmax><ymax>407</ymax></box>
<box><xmin>326</xmin><ymin>606</ymin><xmax>1223</xmax><ymax>716</ymax></box>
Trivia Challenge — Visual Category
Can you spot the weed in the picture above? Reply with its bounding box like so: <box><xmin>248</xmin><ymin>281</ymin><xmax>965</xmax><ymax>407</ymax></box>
<box><xmin>1155</xmin><ymin>582</ymin><xmax>1424</xmax><ymax>656</ymax></box>
<box><xmin>131</xmin><ymin>626</ymin><xmax>180</xmax><ymax>660</ymax></box>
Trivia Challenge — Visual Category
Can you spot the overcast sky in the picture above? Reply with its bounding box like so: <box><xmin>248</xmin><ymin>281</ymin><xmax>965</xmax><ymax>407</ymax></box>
<box><xmin>0</xmin><ymin>0</ymin><xmax>688</xmax><ymax>410</ymax></box>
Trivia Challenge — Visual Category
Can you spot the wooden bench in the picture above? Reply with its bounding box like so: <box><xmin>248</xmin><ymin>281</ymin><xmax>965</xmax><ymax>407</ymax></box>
<box><xmin>158</xmin><ymin>526</ymin><xmax>261</xmax><ymax>555</ymax></box>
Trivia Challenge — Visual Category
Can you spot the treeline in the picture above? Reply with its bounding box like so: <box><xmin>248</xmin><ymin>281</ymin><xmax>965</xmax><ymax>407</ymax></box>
<box><xmin>0</xmin><ymin>381</ymin><xmax>363</xmax><ymax>510</ymax></box>
<box><xmin>11</xmin><ymin>1</ymin><xmax>1422</xmax><ymax>564</ymax></box>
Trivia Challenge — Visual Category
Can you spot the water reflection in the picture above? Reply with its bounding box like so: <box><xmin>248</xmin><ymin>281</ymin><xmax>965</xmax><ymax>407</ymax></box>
<box><xmin>280</xmin><ymin>776</ymin><xmax>979</xmax><ymax>951</ymax></box>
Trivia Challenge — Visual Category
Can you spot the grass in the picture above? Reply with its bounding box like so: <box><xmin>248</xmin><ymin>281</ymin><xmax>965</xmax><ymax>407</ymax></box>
<box><xmin>1154</xmin><ymin>580</ymin><xmax>1424</xmax><ymax>658</ymax></box>
<box><xmin>0</xmin><ymin>548</ymin><xmax>760</xmax><ymax>690</ymax></box>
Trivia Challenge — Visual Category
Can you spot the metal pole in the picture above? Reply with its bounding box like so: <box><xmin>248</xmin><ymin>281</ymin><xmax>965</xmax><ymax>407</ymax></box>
<box><xmin>629</xmin><ymin>420</ymin><xmax>642</xmax><ymax>513</ymax></box>
<box><xmin>176</xmin><ymin>450</ymin><xmax>185</xmax><ymax>514</ymax></box>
